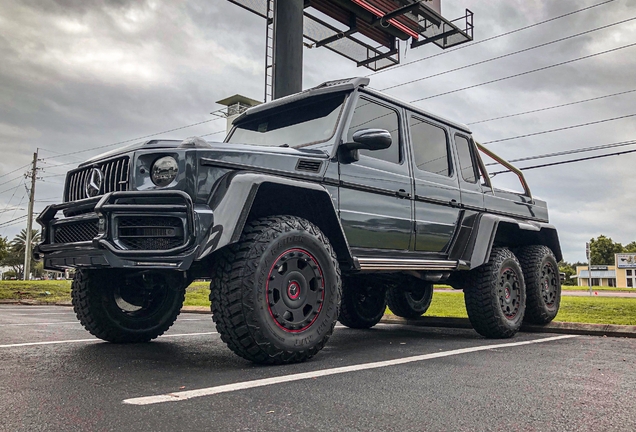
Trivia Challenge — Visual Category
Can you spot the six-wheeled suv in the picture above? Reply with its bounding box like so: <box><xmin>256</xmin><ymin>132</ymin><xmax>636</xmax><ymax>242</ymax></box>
<box><xmin>35</xmin><ymin>77</ymin><xmax>562</xmax><ymax>364</ymax></box>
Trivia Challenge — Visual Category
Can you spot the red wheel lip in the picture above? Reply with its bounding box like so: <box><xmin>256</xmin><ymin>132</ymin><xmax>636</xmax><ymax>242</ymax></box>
<box><xmin>266</xmin><ymin>248</ymin><xmax>325</xmax><ymax>333</ymax></box>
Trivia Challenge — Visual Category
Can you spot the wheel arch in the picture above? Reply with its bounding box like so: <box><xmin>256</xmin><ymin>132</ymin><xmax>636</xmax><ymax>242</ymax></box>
<box><xmin>460</xmin><ymin>214</ymin><xmax>562</xmax><ymax>270</ymax></box>
<box><xmin>196</xmin><ymin>171</ymin><xmax>353</xmax><ymax>268</ymax></box>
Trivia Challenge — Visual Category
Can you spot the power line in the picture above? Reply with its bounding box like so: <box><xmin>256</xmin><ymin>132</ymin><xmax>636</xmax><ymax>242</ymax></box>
<box><xmin>44</xmin><ymin>117</ymin><xmax>224</xmax><ymax>161</ymax></box>
<box><xmin>410</xmin><ymin>41</ymin><xmax>636</xmax><ymax>103</ymax></box>
<box><xmin>366</xmin><ymin>0</ymin><xmax>617</xmax><ymax>77</ymax></box>
<box><xmin>490</xmin><ymin>147</ymin><xmax>636</xmax><ymax>175</ymax></box>
<box><xmin>0</xmin><ymin>163</ymin><xmax>31</xmax><ymax>181</ymax></box>
<box><xmin>0</xmin><ymin>175</ymin><xmax>24</xmax><ymax>189</ymax></box>
<box><xmin>485</xmin><ymin>139</ymin><xmax>636</xmax><ymax>166</ymax></box>
<box><xmin>0</xmin><ymin>214</ymin><xmax>27</xmax><ymax>228</ymax></box>
<box><xmin>467</xmin><ymin>89</ymin><xmax>636</xmax><ymax>125</ymax></box>
<box><xmin>380</xmin><ymin>16</ymin><xmax>636</xmax><ymax>92</ymax></box>
<box><xmin>482</xmin><ymin>113</ymin><xmax>636</xmax><ymax>145</ymax></box>
<box><xmin>0</xmin><ymin>177</ymin><xmax>26</xmax><ymax>195</ymax></box>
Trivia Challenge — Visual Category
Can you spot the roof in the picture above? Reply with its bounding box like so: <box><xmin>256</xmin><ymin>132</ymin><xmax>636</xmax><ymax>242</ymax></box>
<box><xmin>233</xmin><ymin>77</ymin><xmax>470</xmax><ymax>133</ymax></box>
<box><xmin>577</xmin><ymin>270</ymin><xmax>617</xmax><ymax>278</ymax></box>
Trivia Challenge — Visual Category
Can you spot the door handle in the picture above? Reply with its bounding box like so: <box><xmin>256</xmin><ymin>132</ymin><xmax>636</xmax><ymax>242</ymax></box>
<box><xmin>396</xmin><ymin>189</ymin><xmax>411</xmax><ymax>199</ymax></box>
<box><xmin>449</xmin><ymin>199</ymin><xmax>459</xmax><ymax>207</ymax></box>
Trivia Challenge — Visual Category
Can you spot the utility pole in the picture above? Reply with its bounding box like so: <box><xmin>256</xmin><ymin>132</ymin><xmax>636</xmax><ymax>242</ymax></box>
<box><xmin>23</xmin><ymin>150</ymin><xmax>38</xmax><ymax>281</ymax></box>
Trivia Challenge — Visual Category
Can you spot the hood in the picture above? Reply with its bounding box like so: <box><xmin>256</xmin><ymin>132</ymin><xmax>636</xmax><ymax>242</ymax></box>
<box><xmin>80</xmin><ymin>138</ymin><xmax>329</xmax><ymax>167</ymax></box>
<box><xmin>82</xmin><ymin>139</ymin><xmax>183</xmax><ymax>166</ymax></box>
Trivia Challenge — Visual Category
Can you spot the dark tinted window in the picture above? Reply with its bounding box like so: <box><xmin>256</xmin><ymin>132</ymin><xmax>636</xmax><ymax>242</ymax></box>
<box><xmin>228</xmin><ymin>94</ymin><xmax>345</xmax><ymax>148</ymax></box>
<box><xmin>347</xmin><ymin>97</ymin><xmax>400</xmax><ymax>164</ymax></box>
<box><xmin>455</xmin><ymin>135</ymin><xmax>477</xmax><ymax>183</ymax></box>
<box><xmin>410</xmin><ymin>116</ymin><xmax>450</xmax><ymax>177</ymax></box>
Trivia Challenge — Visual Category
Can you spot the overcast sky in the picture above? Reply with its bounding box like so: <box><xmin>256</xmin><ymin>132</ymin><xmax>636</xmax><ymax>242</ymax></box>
<box><xmin>1</xmin><ymin>0</ymin><xmax>636</xmax><ymax>262</ymax></box>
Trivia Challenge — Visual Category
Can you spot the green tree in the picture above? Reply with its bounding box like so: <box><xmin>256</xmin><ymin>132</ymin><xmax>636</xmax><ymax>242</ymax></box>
<box><xmin>0</xmin><ymin>236</ymin><xmax>8</xmax><ymax>263</ymax></box>
<box><xmin>624</xmin><ymin>241</ymin><xmax>636</xmax><ymax>253</ymax></box>
<box><xmin>558</xmin><ymin>261</ymin><xmax>576</xmax><ymax>285</ymax></box>
<box><xmin>0</xmin><ymin>229</ymin><xmax>40</xmax><ymax>279</ymax></box>
<box><xmin>589</xmin><ymin>235</ymin><xmax>624</xmax><ymax>265</ymax></box>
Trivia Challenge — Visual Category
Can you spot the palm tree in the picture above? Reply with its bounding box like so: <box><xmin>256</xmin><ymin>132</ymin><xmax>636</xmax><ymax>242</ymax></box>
<box><xmin>9</xmin><ymin>229</ymin><xmax>41</xmax><ymax>256</ymax></box>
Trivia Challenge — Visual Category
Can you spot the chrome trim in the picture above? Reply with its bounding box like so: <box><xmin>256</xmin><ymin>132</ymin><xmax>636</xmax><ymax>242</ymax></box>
<box><xmin>357</xmin><ymin>257</ymin><xmax>458</xmax><ymax>271</ymax></box>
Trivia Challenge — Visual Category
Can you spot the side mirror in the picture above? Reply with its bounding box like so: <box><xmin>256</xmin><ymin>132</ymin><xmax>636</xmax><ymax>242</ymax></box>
<box><xmin>343</xmin><ymin>129</ymin><xmax>392</xmax><ymax>151</ymax></box>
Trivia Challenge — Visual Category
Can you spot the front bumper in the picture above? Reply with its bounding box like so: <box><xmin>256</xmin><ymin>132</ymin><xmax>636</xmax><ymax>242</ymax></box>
<box><xmin>34</xmin><ymin>191</ymin><xmax>200</xmax><ymax>271</ymax></box>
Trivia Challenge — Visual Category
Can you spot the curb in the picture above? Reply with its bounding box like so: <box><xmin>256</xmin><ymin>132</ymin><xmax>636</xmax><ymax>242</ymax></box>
<box><xmin>379</xmin><ymin>316</ymin><xmax>636</xmax><ymax>339</ymax></box>
<box><xmin>2</xmin><ymin>302</ymin><xmax>635</xmax><ymax>339</ymax></box>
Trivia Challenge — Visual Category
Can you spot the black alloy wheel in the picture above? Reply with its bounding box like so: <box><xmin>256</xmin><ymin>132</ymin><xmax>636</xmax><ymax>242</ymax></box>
<box><xmin>266</xmin><ymin>248</ymin><xmax>325</xmax><ymax>333</ymax></box>
<box><xmin>387</xmin><ymin>280</ymin><xmax>433</xmax><ymax>319</ymax></box>
<box><xmin>338</xmin><ymin>277</ymin><xmax>387</xmax><ymax>329</ymax></box>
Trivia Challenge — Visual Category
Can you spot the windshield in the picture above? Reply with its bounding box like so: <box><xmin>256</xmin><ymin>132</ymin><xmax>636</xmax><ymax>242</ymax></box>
<box><xmin>226</xmin><ymin>93</ymin><xmax>346</xmax><ymax>148</ymax></box>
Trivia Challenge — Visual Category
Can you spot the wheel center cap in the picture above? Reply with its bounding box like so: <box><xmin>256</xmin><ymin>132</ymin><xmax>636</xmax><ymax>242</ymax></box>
<box><xmin>505</xmin><ymin>287</ymin><xmax>511</xmax><ymax>300</ymax></box>
<box><xmin>287</xmin><ymin>281</ymin><xmax>301</xmax><ymax>300</ymax></box>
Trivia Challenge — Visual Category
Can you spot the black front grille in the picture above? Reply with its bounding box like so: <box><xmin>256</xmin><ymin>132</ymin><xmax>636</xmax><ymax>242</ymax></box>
<box><xmin>65</xmin><ymin>156</ymin><xmax>130</xmax><ymax>202</ymax></box>
<box><xmin>53</xmin><ymin>220</ymin><xmax>99</xmax><ymax>244</ymax></box>
<box><xmin>117</xmin><ymin>216</ymin><xmax>184</xmax><ymax>250</ymax></box>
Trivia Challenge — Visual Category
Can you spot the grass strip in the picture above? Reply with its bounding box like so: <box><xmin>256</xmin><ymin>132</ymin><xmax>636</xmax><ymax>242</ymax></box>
<box><xmin>2</xmin><ymin>281</ymin><xmax>635</xmax><ymax>325</ymax></box>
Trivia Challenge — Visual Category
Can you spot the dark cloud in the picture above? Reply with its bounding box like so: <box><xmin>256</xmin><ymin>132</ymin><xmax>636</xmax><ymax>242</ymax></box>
<box><xmin>1</xmin><ymin>0</ymin><xmax>635</xmax><ymax>261</ymax></box>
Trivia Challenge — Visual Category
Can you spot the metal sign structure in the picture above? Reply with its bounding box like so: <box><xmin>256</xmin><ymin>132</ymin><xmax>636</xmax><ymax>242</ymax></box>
<box><xmin>227</xmin><ymin>0</ymin><xmax>474</xmax><ymax>101</ymax></box>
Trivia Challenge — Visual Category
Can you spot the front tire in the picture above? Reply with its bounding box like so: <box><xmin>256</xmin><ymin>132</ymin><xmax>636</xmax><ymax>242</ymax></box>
<box><xmin>338</xmin><ymin>276</ymin><xmax>387</xmax><ymax>329</ymax></box>
<box><xmin>71</xmin><ymin>269</ymin><xmax>185</xmax><ymax>343</ymax></box>
<box><xmin>464</xmin><ymin>247</ymin><xmax>526</xmax><ymax>338</ymax></box>
<box><xmin>210</xmin><ymin>216</ymin><xmax>341</xmax><ymax>365</ymax></box>
<box><xmin>387</xmin><ymin>280</ymin><xmax>433</xmax><ymax>319</ymax></box>
<box><xmin>517</xmin><ymin>245</ymin><xmax>561</xmax><ymax>324</ymax></box>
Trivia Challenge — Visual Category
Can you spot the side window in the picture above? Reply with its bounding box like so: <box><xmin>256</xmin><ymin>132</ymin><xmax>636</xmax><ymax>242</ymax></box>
<box><xmin>410</xmin><ymin>116</ymin><xmax>451</xmax><ymax>177</ymax></box>
<box><xmin>346</xmin><ymin>97</ymin><xmax>400</xmax><ymax>164</ymax></box>
<box><xmin>455</xmin><ymin>135</ymin><xmax>477</xmax><ymax>183</ymax></box>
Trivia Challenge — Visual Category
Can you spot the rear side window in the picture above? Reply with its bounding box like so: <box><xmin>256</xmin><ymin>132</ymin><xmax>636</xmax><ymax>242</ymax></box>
<box><xmin>455</xmin><ymin>135</ymin><xmax>477</xmax><ymax>183</ymax></box>
<box><xmin>410</xmin><ymin>116</ymin><xmax>450</xmax><ymax>177</ymax></box>
<box><xmin>347</xmin><ymin>97</ymin><xmax>400</xmax><ymax>164</ymax></box>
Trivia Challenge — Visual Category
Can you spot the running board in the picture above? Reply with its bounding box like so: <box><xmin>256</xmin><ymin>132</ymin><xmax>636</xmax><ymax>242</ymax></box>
<box><xmin>356</xmin><ymin>258</ymin><xmax>458</xmax><ymax>271</ymax></box>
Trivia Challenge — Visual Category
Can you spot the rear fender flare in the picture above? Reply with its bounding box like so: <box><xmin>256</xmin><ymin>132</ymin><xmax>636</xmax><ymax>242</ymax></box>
<box><xmin>458</xmin><ymin>214</ymin><xmax>562</xmax><ymax>270</ymax></box>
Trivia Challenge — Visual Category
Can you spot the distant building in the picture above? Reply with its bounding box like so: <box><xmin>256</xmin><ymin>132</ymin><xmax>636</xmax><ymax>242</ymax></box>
<box><xmin>574</xmin><ymin>253</ymin><xmax>636</xmax><ymax>288</ymax></box>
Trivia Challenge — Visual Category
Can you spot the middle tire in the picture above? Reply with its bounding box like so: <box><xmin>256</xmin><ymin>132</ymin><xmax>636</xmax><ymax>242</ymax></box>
<box><xmin>387</xmin><ymin>280</ymin><xmax>433</xmax><ymax>319</ymax></box>
<box><xmin>338</xmin><ymin>276</ymin><xmax>387</xmax><ymax>329</ymax></box>
<box><xmin>210</xmin><ymin>215</ymin><xmax>341</xmax><ymax>365</ymax></box>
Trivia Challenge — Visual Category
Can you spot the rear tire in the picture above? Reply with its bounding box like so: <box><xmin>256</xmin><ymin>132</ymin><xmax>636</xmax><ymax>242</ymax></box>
<box><xmin>517</xmin><ymin>245</ymin><xmax>561</xmax><ymax>324</ymax></box>
<box><xmin>210</xmin><ymin>215</ymin><xmax>341</xmax><ymax>365</ymax></box>
<box><xmin>464</xmin><ymin>247</ymin><xmax>526</xmax><ymax>338</ymax></box>
<box><xmin>387</xmin><ymin>281</ymin><xmax>433</xmax><ymax>319</ymax></box>
<box><xmin>338</xmin><ymin>276</ymin><xmax>387</xmax><ymax>329</ymax></box>
<box><xmin>71</xmin><ymin>269</ymin><xmax>185</xmax><ymax>343</ymax></box>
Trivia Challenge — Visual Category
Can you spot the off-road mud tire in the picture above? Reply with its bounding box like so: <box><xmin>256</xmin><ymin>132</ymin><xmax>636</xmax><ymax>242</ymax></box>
<box><xmin>387</xmin><ymin>281</ymin><xmax>433</xmax><ymax>319</ymax></box>
<box><xmin>338</xmin><ymin>276</ymin><xmax>387</xmax><ymax>329</ymax></box>
<box><xmin>517</xmin><ymin>245</ymin><xmax>561</xmax><ymax>325</ymax></box>
<box><xmin>210</xmin><ymin>215</ymin><xmax>341</xmax><ymax>365</ymax></box>
<box><xmin>71</xmin><ymin>269</ymin><xmax>185</xmax><ymax>343</ymax></box>
<box><xmin>464</xmin><ymin>247</ymin><xmax>526</xmax><ymax>338</ymax></box>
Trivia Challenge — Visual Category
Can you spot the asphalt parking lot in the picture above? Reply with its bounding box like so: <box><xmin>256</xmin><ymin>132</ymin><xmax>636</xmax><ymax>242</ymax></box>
<box><xmin>1</xmin><ymin>305</ymin><xmax>635</xmax><ymax>432</ymax></box>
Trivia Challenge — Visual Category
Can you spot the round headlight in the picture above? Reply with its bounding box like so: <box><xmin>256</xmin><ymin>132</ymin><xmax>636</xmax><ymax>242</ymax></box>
<box><xmin>151</xmin><ymin>156</ymin><xmax>179</xmax><ymax>187</ymax></box>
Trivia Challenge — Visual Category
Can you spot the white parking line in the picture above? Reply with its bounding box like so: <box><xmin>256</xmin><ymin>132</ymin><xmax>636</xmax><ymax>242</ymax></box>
<box><xmin>8</xmin><ymin>312</ymin><xmax>75</xmax><ymax>316</ymax></box>
<box><xmin>0</xmin><ymin>321</ymin><xmax>80</xmax><ymax>327</ymax></box>
<box><xmin>0</xmin><ymin>331</ymin><xmax>217</xmax><ymax>348</ymax></box>
<box><xmin>123</xmin><ymin>335</ymin><xmax>577</xmax><ymax>406</ymax></box>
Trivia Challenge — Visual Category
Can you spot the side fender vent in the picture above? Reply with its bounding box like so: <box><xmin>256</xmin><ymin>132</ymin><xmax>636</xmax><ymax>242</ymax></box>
<box><xmin>296</xmin><ymin>159</ymin><xmax>322</xmax><ymax>173</ymax></box>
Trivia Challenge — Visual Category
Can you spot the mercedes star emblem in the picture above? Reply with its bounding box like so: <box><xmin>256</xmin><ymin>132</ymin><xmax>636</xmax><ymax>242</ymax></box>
<box><xmin>85</xmin><ymin>167</ymin><xmax>104</xmax><ymax>198</ymax></box>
